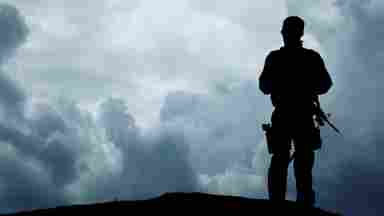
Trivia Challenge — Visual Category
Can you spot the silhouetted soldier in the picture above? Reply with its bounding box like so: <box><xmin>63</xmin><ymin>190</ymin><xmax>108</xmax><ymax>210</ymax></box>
<box><xmin>259</xmin><ymin>16</ymin><xmax>332</xmax><ymax>206</ymax></box>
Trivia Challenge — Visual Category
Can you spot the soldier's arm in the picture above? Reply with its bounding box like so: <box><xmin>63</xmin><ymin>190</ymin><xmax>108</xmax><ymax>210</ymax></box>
<box><xmin>313</xmin><ymin>52</ymin><xmax>333</xmax><ymax>95</ymax></box>
<box><xmin>259</xmin><ymin>52</ymin><xmax>274</xmax><ymax>95</ymax></box>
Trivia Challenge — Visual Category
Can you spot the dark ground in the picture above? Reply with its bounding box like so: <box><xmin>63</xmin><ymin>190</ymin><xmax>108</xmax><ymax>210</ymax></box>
<box><xmin>0</xmin><ymin>192</ymin><xmax>342</xmax><ymax>216</ymax></box>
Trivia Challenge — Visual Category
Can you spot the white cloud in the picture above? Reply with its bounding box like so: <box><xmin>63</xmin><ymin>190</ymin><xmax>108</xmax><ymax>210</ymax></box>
<box><xmin>0</xmin><ymin>1</ymin><xmax>354</xmax><ymax>213</ymax></box>
<box><xmin>2</xmin><ymin>0</ymin><xmax>288</xmax><ymax>129</ymax></box>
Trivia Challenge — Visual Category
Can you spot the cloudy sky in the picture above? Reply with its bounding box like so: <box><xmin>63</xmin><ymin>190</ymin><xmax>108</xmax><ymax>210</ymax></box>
<box><xmin>0</xmin><ymin>0</ymin><xmax>382</xmax><ymax>215</ymax></box>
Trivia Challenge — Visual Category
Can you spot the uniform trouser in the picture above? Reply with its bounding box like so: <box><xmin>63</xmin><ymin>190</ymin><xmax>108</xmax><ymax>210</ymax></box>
<box><xmin>268</xmin><ymin>109</ymin><xmax>316</xmax><ymax>205</ymax></box>
<box><xmin>268</xmin><ymin>150</ymin><xmax>315</xmax><ymax>205</ymax></box>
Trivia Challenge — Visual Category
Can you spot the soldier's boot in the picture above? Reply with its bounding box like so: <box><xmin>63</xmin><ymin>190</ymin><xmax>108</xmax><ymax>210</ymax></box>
<box><xmin>297</xmin><ymin>189</ymin><xmax>315</xmax><ymax>206</ymax></box>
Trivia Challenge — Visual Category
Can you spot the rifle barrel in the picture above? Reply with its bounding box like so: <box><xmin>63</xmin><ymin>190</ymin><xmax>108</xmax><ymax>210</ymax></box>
<box><xmin>314</xmin><ymin>98</ymin><xmax>342</xmax><ymax>136</ymax></box>
<box><xmin>322</xmin><ymin>115</ymin><xmax>342</xmax><ymax>135</ymax></box>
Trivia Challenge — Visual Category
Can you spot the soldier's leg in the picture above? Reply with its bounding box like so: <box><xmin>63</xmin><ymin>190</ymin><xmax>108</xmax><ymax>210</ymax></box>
<box><xmin>268</xmin><ymin>150</ymin><xmax>291</xmax><ymax>201</ymax></box>
<box><xmin>268</xmin><ymin>109</ymin><xmax>291</xmax><ymax>201</ymax></box>
<box><xmin>293</xmin><ymin>150</ymin><xmax>315</xmax><ymax>205</ymax></box>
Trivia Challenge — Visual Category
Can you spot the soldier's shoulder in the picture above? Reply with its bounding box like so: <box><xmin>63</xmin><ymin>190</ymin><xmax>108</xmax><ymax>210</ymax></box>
<box><xmin>266</xmin><ymin>49</ymin><xmax>281</xmax><ymax>58</ymax></box>
<box><xmin>302</xmin><ymin>48</ymin><xmax>322</xmax><ymax>58</ymax></box>
<box><xmin>270</xmin><ymin>48</ymin><xmax>283</xmax><ymax>54</ymax></box>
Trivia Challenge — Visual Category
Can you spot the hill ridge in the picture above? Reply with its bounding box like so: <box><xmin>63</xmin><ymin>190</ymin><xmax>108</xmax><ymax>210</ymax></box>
<box><xmin>1</xmin><ymin>192</ymin><xmax>341</xmax><ymax>216</ymax></box>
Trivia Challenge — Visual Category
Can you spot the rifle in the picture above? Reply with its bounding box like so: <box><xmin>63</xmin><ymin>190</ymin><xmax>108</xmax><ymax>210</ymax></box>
<box><xmin>313</xmin><ymin>97</ymin><xmax>342</xmax><ymax>136</ymax></box>
<box><xmin>261</xmin><ymin>98</ymin><xmax>341</xmax><ymax>165</ymax></box>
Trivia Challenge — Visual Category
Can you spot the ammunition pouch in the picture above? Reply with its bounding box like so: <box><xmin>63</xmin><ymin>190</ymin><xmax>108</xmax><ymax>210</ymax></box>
<box><xmin>262</xmin><ymin>124</ymin><xmax>279</xmax><ymax>154</ymax></box>
<box><xmin>262</xmin><ymin>123</ymin><xmax>322</xmax><ymax>154</ymax></box>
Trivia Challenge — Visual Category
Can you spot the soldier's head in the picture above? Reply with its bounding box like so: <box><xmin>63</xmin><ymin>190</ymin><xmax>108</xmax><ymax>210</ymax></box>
<box><xmin>281</xmin><ymin>16</ymin><xmax>305</xmax><ymax>47</ymax></box>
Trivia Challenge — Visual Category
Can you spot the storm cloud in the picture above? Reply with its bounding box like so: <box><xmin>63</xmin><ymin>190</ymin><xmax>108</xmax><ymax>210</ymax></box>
<box><xmin>0</xmin><ymin>3</ymin><xmax>199</xmax><ymax>213</ymax></box>
<box><xmin>0</xmin><ymin>1</ymin><xmax>382</xmax><ymax>216</ymax></box>
<box><xmin>286</xmin><ymin>1</ymin><xmax>384</xmax><ymax>215</ymax></box>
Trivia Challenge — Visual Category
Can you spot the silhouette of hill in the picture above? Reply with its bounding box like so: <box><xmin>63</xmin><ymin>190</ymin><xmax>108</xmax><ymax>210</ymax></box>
<box><xmin>0</xmin><ymin>192</ymin><xmax>341</xmax><ymax>216</ymax></box>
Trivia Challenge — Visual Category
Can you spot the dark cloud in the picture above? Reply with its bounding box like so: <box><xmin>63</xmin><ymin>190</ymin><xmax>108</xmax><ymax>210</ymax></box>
<box><xmin>0</xmin><ymin>95</ymin><xmax>201</xmax><ymax>213</ymax></box>
<box><xmin>0</xmin><ymin>3</ymin><xmax>28</xmax><ymax>125</ymax></box>
<box><xmin>0</xmin><ymin>1</ymin><xmax>271</xmax><ymax>213</ymax></box>
<box><xmin>0</xmin><ymin>154</ymin><xmax>67</xmax><ymax>213</ymax></box>
<box><xmin>2</xmin><ymin>1</ymin><xmax>384</xmax><ymax>215</ymax></box>
<box><xmin>158</xmin><ymin>80</ymin><xmax>268</xmax><ymax>177</ymax></box>
<box><xmin>286</xmin><ymin>1</ymin><xmax>384</xmax><ymax>215</ymax></box>
<box><xmin>0</xmin><ymin>100</ymin><xmax>85</xmax><ymax>213</ymax></box>
<box><xmin>0</xmin><ymin>3</ymin><xmax>28</xmax><ymax>61</ymax></box>
<box><xmin>0</xmin><ymin>4</ymin><xmax>198</xmax><ymax>210</ymax></box>
<box><xmin>83</xmin><ymin>98</ymin><xmax>200</xmax><ymax>202</ymax></box>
